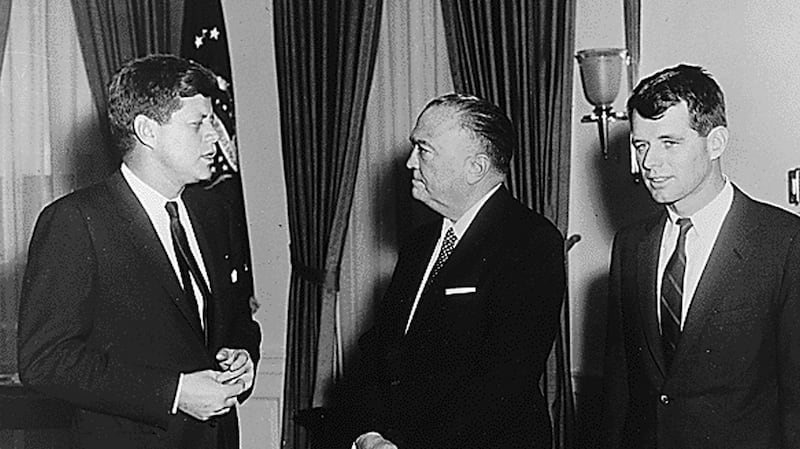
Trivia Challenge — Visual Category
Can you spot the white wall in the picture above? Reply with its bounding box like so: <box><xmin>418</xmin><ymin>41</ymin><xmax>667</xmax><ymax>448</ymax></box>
<box><xmin>222</xmin><ymin>1</ymin><xmax>290</xmax><ymax>449</ymax></box>
<box><xmin>568</xmin><ymin>0</ymin><xmax>800</xmax><ymax>387</ymax></box>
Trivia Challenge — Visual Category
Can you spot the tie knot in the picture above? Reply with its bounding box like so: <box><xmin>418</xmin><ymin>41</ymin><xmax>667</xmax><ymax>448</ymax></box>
<box><xmin>676</xmin><ymin>217</ymin><xmax>693</xmax><ymax>235</ymax></box>
<box><xmin>165</xmin><ymin>201</ymin><xmax>180</xmax><ymax>219</ymax></box>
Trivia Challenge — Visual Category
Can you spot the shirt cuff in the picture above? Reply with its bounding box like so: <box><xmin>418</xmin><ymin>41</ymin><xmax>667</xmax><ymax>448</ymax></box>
<box><xmin>170</xmin><ymin>373</ymin><xmax>184</xmax><ymax>414</ymax></box>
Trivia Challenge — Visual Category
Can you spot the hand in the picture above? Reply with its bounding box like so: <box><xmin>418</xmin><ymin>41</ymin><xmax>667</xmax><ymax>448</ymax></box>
<box><xmin>354</xmin><ymin>432</ymin><xmax>398</xmax><ymax>449</ymax></box>
<box><xmin>178</xmin><ymin>369</ymin><xmax>244</xmax><ymax>421</ymax></box>
<box><xmin>215</xmin><ymin>348</ymin><xmax>254</xmax><ymax>390</ymax></box>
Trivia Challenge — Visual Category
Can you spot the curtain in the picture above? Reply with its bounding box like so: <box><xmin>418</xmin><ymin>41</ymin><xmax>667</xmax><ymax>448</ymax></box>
<box><xmin>339</xmin><ymin>0</ymin><xmax>454</xmax><ymax>383</ymax></box>
<box><xmin>440</xmin><ymin>1</ymin><xmax>577</xmax><ymax>448</ymax></box>
<box><xmin>273</xmin><ymin>1</ymin><xmax>383</xmax><ymax>449</ymax></box>
<box><xmin>0</xmin><ymin>0</ymin><xmax>9</xmax><ymax>77</ymax></box>
<box><xmin>0</xmin><ymin>0</ymin><xmax>107</xmax><ymax>374</ymax></box>
<box><xmin>70</xmin><ymin>0</ymin><xmax>184</xmax><ymax>149</ymax></box>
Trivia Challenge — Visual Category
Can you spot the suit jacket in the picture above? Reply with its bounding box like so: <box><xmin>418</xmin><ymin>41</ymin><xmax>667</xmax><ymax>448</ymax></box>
<box><xmin>17</xmin><ymin>171</ymin><xmax>261</xmax><ymax>449</ymax></box>
<box><xmin>602</xmin><ymin>186</ymin><xmax>800</xmax><ymax>449</ymax></box>
<box><xmin>356</xmin><ymin>187</ymin><xmax>565</xmax><ymax>449</ymax></box>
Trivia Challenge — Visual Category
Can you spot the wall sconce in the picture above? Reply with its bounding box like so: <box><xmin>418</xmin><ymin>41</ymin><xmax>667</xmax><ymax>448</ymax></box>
<box><xmin>575</xmin><ymin>48</ymin><xmax>629</xmax><ymax>159</ymax></box>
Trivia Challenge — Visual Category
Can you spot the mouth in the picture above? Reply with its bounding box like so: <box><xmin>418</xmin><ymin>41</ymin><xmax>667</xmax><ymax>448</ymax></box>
<box><xmin>646</xmin><ymin>175</ymin><xmax>671</xmax><ymax>186</ymax></box>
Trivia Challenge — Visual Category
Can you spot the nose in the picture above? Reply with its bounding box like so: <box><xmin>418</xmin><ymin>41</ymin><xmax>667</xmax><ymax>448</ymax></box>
<box><xmin>639</xmin><ymin>145</ymin><xmax>662</xmax><ymax>171</ymax></box>
<box><xmin>205</xmin><ymin>117</ymin><xmax>221</xmax><ymax>144</ymax></box>
<box><xmin>406</xmin><ymin>147</ymin><xmax>419</xmax><ymax>170</ymax></box>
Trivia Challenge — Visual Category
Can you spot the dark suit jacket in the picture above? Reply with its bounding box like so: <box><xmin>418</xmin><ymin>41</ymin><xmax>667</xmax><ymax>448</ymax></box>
<box><xmin>356</xmin><ymin>187</ymin><xmax>565</xmax><ymax>449</ymax></box>
<box><xmin>602</xmin><ymin>186</ymin><xmax>800</xmax><ymax>449</ymax></box>
<box><xmin>17</xmin><ymin>171</ymin><xmax>261</xmax><ymax>449</ymax></box>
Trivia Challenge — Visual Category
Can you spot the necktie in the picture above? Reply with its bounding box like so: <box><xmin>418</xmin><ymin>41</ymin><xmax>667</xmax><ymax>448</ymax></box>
<box><xmin>424</xmin><ymin>227</ymin><xmax>457</xmax><ymax>292</ymax></box>
<box><xmin>165</xmin><ymin>201</ymin><xmax>210</xmax><ymax>343</ymax></box>
<box><xmin>660</xmin><ymin>217</ymin><xmax>693</xmax><ymax>368</ymax></box>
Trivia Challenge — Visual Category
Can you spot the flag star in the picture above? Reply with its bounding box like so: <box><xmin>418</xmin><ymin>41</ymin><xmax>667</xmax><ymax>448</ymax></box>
<box><xmin>210</xmin><ymin>27</ymin><xmax>220</xmax><ymax>40</ymax></box>
<box><xmin>194</xmin><ymin>35</ymin><xmax>204</xmax><ymax>49</ymax></box>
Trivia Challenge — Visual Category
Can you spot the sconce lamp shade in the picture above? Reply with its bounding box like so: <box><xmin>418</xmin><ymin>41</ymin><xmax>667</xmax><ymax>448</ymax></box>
<box><xmin>576</xmin><ymin>48</ymin><xmax>628</xmax><ymax>109</ymax></box>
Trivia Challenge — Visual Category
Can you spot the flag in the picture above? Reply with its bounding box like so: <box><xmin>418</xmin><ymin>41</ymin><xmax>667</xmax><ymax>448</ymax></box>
<box><xmin>181</xmin><ymin>0</ymin><xmax>256</xmax><ymax>312</ymax></box>
<box><xmin>181</xmin><ymin>0</ymin><xmax>238</xmax><ymax>187</ymax></box>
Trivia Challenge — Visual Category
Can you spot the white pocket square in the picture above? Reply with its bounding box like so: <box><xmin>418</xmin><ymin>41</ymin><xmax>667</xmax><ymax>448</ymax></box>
<box><xmin>445</xmin><ymin>286</ymin><xmax>476</xmax><ymax>295</ymax></box>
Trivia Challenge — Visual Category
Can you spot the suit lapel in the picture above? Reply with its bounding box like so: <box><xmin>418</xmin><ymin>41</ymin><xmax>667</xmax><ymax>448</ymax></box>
<box><xmin>671</xmin><ymin>189</ymin><xmax>751</xmax><ymax>368</ymax></box>
<box><xmin>396</xmin><ymin>225</ymin><xmax>439</xmax><ymax>341</ymax></box>
<box><xmin>638</xmin><ymin>213</ymin><xmax>668</xmax><ymax>378</ymax></box>
<box><xmin>183</xmin><ymin>189</ymin><xmax>224</xmax><ymax>348</ymax></box>
<box><xmin>104</xmin><ymin>172</ymin><xmax>206</xmax><ymax>344</ymax></box>
<box><xmin>403</xmin><ymin>187</ymin><xmax>507</xmax><ymax>340</ymax></box>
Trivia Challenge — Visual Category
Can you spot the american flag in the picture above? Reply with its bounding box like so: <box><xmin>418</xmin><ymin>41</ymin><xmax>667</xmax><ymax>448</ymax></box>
<box><xmin>180</xmin><ymin>0</ymin><xmax>238</xmax><ymax>188</ymax></box>
<box><xmin>181</xmin><ymin>1</ymin><xmax>256</xmax><ymax>313</ymax></box>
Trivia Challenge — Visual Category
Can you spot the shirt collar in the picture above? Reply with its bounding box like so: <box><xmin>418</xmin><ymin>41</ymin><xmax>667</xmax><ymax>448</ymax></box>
<box><xmin>666</xmin><ymin>177</ymin><xmax>733</xmax><ymax>238</ymax></box>
<box><xmin>121</xmin><ymin>163</ymin><xmax>184</xmax><ymax>211</ymax></box>
<box><xmin>443</xmin><ymin>183</ymin><xmax>502</xmax><ymax>239</ymax></box>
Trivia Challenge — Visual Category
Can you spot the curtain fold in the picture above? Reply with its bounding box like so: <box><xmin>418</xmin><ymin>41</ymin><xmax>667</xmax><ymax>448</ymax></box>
<box><xmin>273</xmin><ymin>1</ymin><xmax>383</xmax><ymax>448</ymax></box>
<box><xmin>440</xmin><ymin>1</ymin><xmax>576</xmax><ymax>448</ymax></box>
<box><xmin>70</xmin><ymin>0</ymin><xmax>184</xmax><ymax>149</ymax></box>
<box><xmin>624</xmin><ymin>0</ymin><xmax>641</xmax><ymax>93</ymax></box>
<box><xmin>0</xmin><ymin>0</ymin><xmax>11</xmax><ymax>76</ymax></box>
<box><xmin>1</xmin><ymin>0</ymin><xmax>107</xmax><ymax>375</ymax></box>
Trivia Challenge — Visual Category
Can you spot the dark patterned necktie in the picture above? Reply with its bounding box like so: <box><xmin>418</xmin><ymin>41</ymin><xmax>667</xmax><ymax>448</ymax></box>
<box><xmin>165</xmin><ymin>201</ymin><xmax>210</xmax><ymax>343</ymax></box>
<box><xmin>423</xmin><ymin>227</ymin><xmax>457</xmax><ymax>292</ymax></box>
<box><xmin>660</xmin><ymin>217</ymin><xmax>693</xmax><ymax>368</ymax></box>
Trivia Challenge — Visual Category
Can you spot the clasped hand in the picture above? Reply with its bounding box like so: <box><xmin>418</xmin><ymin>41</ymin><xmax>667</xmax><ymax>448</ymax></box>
<box><xmin>178</xmin><ymin>348</ymin><xmax>254</xmax><ymax>421</ymax></box>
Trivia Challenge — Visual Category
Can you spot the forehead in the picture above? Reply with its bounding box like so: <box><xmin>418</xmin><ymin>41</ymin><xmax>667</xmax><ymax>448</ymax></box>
<box><xmin>170</xmin><ymin>94</ymin><xmax>212</xmax><ymax>119</ymax></box>
<box><xmin>411</xmin><ymin>105</ymin><xmax>462</xmax><ymax>140</ymax></box>
<box><xmin>631</xmin><ymin>101</ymin><xmax>693</xmax><ymax>137</ymax></box>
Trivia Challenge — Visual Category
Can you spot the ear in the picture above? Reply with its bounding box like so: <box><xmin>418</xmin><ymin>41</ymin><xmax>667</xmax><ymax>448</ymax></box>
<box><xmin>466</xmin><ymin>153</ymin><xmax>491</xmax><ymax>184</ymax></box>
<box><xmin>706</xmin><ymin>125</ymin><xmax>728</xmax><ymax>160</ymax></box>
<box><xmin>133</xmin><ymin>114</ymin><xmax>159</xmax><ymax>149</ymax></box>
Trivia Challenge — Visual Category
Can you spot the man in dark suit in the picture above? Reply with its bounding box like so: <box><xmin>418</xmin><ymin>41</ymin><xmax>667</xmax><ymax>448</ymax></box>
<box><xmin>353</xmin><ymin>93</ymin><xmax>566</xmax><ymax>449</ymax></box>
<box><xmin>602</xmin><ymin>64</ymin><xmax>800</xmax><ymax>449</ymax></box>
<box><xmin>17</xmin><ymin>54</ymin><xmax>261</xmax><ymax>449</ymax></box>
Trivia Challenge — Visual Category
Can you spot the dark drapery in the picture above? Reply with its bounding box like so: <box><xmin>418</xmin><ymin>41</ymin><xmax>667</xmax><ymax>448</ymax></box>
<box><xmin>273</xmin><ymin>1</ymin><xmax>383</xmax><ymax>449</ymax></box>
<box><xmin>0</xmin><ymin>0</ymin><xmax>11</xmax><ymax>77</ymax></box>
<box><xmin>71</xmin><ymin>0</ymin><xmax>184</xmax><ymax>150</ymax></box>
<box><xmin>440</xmin><ymin>1</ymin><xmax>577</xmax><ymax>448</ymax></box>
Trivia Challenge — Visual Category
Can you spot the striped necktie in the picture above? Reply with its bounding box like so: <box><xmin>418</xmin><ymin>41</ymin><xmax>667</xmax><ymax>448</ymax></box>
<box><xmin>660</xmin><ymin>217</ymin><xmax>693</xmax><ymax>368</ymax></box>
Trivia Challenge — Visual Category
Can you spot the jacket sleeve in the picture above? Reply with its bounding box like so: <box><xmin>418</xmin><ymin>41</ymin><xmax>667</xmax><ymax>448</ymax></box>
<box><xmin>17</xmin><ymin>201</ymin><xmax>178</xmax><ymax>429</ymax></box>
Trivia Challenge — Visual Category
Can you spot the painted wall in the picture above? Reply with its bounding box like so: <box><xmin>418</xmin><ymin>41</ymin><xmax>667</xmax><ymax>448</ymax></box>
<box><xmin>568</xmin><ymin>0</ymin><xmax>800</xmax><ymax>390</ymax></box>
<box><xmin>222</xmin><ymin>1</ymin><xmax>289</xmax><ymax>449</ymax></box>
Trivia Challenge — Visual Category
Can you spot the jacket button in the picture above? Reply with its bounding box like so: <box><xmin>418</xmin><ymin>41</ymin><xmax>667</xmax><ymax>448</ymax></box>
<box><xmin>659</xmin><ymin>394</ymin><xmax>670</xmax><ymax>405</ymax></box>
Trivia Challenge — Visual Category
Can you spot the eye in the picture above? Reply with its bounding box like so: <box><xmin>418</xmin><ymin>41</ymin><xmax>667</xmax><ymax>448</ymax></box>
<box><xmin>663</xmin><ymin>140</ymin><xmax>678</xmax><ymax>149</ymax></box>
<box><xmin>633</xmin><ymin>142</ymin><xmax>649</xmax><ymax>154</ymax></box>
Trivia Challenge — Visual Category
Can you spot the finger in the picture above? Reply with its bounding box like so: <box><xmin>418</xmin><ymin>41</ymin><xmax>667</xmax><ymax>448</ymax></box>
<box><xmin>227</xmin><ymin>352</ymin><xmax>248</xmax><ymax>371</ymax></box>
<box><xmin>222</xmin><ymin>381</ymin><xmax>245</xmax><ymax>397</ymax></box>
<box><xmin>217</xmin><ymin>366</ymin><xmax>245</xmax><ymax>384</ymax></box>
<box><xmin>223</xmin><ymin>395</ymin><xmax>239</xmax><ymax>408</ymax></box>
<box><xmin>209</xmin><ymin>407</ymin><xmax>231</xmax><ymax>417</ymax></box>
<box><xmin>216</xmin><ymin>348</ymin><xmax>232</xmax><ymax>361</ymax></box>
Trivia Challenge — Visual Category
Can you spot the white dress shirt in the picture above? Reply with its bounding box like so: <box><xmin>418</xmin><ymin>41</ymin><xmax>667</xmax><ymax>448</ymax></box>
<box><xmin>121</xmin><ymin>163</ymin><xmax>211</xmax><ymax>325</ymax></box>
<box><xmin>404</xmin><ymin>183</ymin><xmax>502</xmax><ymax>333</ymax></box>
<box><xmin>657</xmin><ymin>179</ymin><xmax>734</xmax><ymax>329</ymax></box>
<box><xmin>121</xmin><ymin>163</ymin><xmax>212</xmax><ymax>413</ymax></box>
